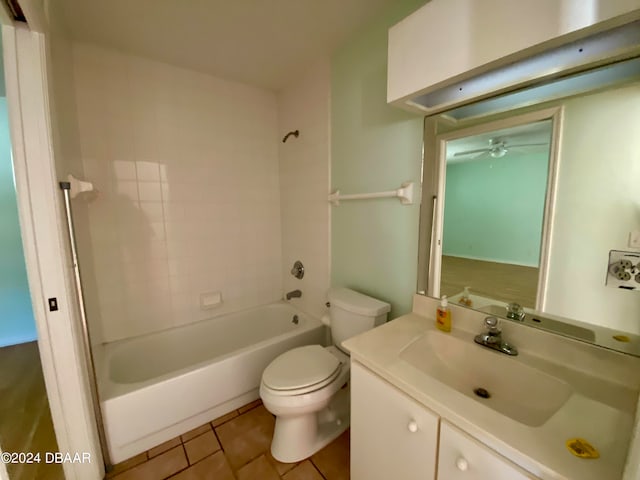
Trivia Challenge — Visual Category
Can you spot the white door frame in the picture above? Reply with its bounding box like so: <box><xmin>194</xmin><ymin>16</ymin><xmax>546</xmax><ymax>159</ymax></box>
<box><xmin>427</xmin><ymin>106</ymin><xmax>563</xmax><ymax>311</ymax></box>
<box><xmin>2</xmin><ymin>23</ymin><xmax>103</xmax><ymax>480</ymax></box>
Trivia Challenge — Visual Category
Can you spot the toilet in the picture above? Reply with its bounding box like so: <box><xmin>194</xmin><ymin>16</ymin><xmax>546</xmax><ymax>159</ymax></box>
<box><xmin>260</xmin><ymin>288</ymin><xmax>390</xmax><ymax>463</ymax></box>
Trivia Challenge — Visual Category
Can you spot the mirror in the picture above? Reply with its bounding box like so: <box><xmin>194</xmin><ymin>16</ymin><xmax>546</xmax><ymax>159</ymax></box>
<box><xmin>435</xmin><ymin>117</ymin><xmax>555</xmax><ymax>309</ymax></box>
<box><xmin>418</xmin><ymin>58</ymin><xmax>640</xmax><ymax>356</ymax></box>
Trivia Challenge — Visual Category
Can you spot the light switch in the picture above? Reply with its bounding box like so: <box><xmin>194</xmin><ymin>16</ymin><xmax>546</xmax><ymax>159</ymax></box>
<box><xmin>629</xmin><ymin>231</ymin><xmax>640</xmax><ymax>249</ymax></box>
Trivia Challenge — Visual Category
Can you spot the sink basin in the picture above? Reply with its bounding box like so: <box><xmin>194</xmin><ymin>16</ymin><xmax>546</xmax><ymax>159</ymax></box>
<box><xmin>399</xmin><ymin>330</ymin><xmax>572</xmax><ymax>426</ymax></box>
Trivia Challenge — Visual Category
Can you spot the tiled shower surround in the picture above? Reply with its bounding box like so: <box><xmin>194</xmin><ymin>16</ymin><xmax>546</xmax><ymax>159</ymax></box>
<box><xmin>73</xmin><ymin>44</ymin><xmax>284</xmax><ymax>342</ymax></box>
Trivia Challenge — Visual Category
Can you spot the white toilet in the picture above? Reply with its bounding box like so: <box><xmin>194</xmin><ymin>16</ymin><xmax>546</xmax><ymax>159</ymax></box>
<box><xmin>260</xmin><ymin>288</ymin><xmax>390</xmax><ymax>463</ymax></box>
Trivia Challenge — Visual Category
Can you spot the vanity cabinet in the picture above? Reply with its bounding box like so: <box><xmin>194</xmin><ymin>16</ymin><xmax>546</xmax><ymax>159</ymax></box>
<box><xmin>351</xmin><ymin>361</ymin><xmax>538</xmax><ymax>480</ymax></box>
<box><xmin>351</xmin><ymin>361</ymin><xmax>439</xmax><ymax>480</ymax></box>
<box><xmin>438</xmin><ymin>421</ymin><xmax>535</xmax><ymax>480</ymax></box>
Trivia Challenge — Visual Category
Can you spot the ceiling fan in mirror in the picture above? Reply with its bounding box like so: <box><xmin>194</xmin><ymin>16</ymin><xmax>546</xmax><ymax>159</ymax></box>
<box><xmin>453</xmin><ymin>138</ymin><xmax>548</xmax><ymax>159</ymax></box>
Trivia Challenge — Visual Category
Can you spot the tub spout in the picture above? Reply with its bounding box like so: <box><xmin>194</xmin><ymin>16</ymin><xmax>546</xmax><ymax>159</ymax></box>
<box><xmin>286</xmin><ymin>290</ymin><xmax>302</xmax><ymax>300</ymax></box>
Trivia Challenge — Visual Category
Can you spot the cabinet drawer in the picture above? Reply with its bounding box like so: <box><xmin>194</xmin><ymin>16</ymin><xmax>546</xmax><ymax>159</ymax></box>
<box><xmin>438</xmin><ymin>421</ymin><xmax>536</xmax><ymax>480</ymax></box>
<box><xmin>351</xmin><ymin>362</ymin><xmax>439</xmax><ymax>480</ymax></box>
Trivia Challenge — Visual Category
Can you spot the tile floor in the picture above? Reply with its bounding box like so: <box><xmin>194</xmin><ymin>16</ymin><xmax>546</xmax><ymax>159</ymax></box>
<box><xmin>108</xmin><ymin>399</ymin><xmax>350</xmax><ymax>480</ymax></box>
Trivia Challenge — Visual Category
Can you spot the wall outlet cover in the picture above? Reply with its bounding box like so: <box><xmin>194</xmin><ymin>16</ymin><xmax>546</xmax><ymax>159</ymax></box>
<box><xmin>606</xmin><ymin>250</ymin><xmax>640</xmax><ymax>291</ymax></box>
<box><xmin>629</xmin><ymin>231</ymin><xmax>640</xmax><ymax>249</ymax></box>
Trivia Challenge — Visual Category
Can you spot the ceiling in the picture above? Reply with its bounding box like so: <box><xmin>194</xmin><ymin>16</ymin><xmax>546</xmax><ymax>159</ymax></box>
<box><xmin>446</xmin><ymin>120</ymin><xmax>553</xmax><ymax>162</ymax></box>
<box><xmin>54</xmin><ymin>0</ymin><xmax>400</xmax><ymax>91</ymax></box>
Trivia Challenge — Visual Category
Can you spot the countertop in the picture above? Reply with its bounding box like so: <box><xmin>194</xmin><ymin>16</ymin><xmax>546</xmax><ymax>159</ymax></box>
<box><xmin>342</xmin><ymin>297</ymin><xmax>640</xmax><ymax>480</ymax></box>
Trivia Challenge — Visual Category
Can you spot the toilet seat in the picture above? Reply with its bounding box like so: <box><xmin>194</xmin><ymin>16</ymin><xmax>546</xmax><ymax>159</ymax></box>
<box><xmin>262</xmin><ymin>345</ymin><xmax>343</xmax><ymax>396</ymax></box>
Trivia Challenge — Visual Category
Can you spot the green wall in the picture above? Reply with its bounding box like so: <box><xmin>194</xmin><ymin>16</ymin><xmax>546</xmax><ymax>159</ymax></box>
<box><xmin>331</xmin><ymin>0</ymin><xmax>426</xmax><ymax>319</ymax></box>
<box><xmin>0</xmin><ymin>97</ymin><xmax>36</xmax><ymax>347</ymax></box>
<box><xmin>443</xmin><ymin>152</ymin><xmax>549</xmax><ymax>266</ymax></box>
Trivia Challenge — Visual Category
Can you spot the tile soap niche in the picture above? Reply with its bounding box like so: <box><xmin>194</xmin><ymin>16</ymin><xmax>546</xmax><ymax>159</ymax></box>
<box><xmin>606</xmin><ymin>250</ymin><xmax>640</xmax><ymax>291</ymax></box>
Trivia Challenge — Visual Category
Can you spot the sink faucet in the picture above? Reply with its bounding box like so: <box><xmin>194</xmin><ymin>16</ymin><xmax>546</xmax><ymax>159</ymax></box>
<box><xmin>286</xmin><ymin>289</ymin><xmax>302</xmax><ymax>300</ymax></box>
<box><xmin>506</xmin><ymin>302</ymin><xmax>525</xmax><ymax>321</ymax></box>
<box><xmin>474</xmin><ymin>317</ymin><xmax>518</xmax><ymax>356</ymax></box>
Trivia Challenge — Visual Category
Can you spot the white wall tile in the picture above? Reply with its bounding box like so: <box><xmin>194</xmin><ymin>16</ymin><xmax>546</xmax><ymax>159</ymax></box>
<box><xmin>277</xmin><ymin>58</ymin><xmax>331</xmax><ymax>319</ymax></box>
<box><xmin>73</xmin><ymin>43</ymin><xmax>282</xmax><ymax>342</ymax></box>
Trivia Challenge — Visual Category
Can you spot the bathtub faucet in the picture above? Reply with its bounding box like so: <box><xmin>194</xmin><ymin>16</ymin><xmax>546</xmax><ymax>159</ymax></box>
<box><xmin>286</xmin><ymin>289</ymin><xmax>302</xmax><ymax>300</ymax></box>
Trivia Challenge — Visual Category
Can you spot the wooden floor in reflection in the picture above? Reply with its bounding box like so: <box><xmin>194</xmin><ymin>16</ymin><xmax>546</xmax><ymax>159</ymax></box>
<box><xmin>0</xmin><ymin>341</ymin><xmax>64</xmax><ymax>480</ymax></box>
<box><xmin>440</xmin><ymin>255</ymin><xmax>539</xmax><ymax>308</ymax></box>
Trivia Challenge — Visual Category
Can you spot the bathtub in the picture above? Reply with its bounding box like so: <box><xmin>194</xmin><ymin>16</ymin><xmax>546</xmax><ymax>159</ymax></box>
<box><xmin>95</xmin><ymin>302</ymin><xmax>325</xmax><ymax>463</ymax></box>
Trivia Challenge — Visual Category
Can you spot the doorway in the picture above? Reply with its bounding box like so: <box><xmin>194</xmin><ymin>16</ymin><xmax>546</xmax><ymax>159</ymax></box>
<box><xmin>426</xmin><ymin>108</ymin><xmax>561</xmax><ymax>311</ymax></box>
<box><xmin>0</xmin><ymin>33</ymin><xmax>63</xmax><ymax>480</ymax></box>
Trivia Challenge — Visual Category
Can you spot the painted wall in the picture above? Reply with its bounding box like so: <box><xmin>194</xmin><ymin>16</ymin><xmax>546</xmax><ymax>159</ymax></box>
<box><xmin>278</xmin><ymin>59</ymin><xmax>331</xmax><ymax>319</ymax></box>
<box><xmin>0</xmin><ymin>97</ymin><xmax>36</xmax><ymax>347</ymax></box>
<box><xmin>72</xmin><ymin>44</ymin><xmax>282</xmax><ymax>343</ymax></box>
<box><xmin>443</xmin><ymin>152</ymin><xmax>549</xmax><ymax>267</ymax></box>
<box><xmin>331</xmin><ymin>0</ymin><xmax>426</xmax><ymax>319</ymax></box>
<box><xmin>546</xmin><ymin>83</ymin><xmax>640</xmax><ymax>334</ymax></box>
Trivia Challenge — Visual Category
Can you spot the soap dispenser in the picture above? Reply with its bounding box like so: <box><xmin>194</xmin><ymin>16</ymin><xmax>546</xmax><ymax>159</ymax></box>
<box><xmin>459</xmin><ymin>286</ymin><xmax>473</xmax><ymax>307</ymax></box>
<box><xmin>436</xmin><ymin>295</ymin><xmax>452</xmax><ymax>332</ymax></box>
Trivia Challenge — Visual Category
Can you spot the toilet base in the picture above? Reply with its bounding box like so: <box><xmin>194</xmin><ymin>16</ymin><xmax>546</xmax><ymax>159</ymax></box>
<box><xmin>270</xmin><ymin>386</ymin><xmax>350</xmax><ymax>463</ymax></box>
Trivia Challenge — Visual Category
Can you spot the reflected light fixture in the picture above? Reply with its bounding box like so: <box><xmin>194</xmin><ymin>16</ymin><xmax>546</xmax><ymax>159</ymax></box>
<box><xmin>489</xmin><ymin>139</ymin><xmax>507</xmax><ymax>158</ymax></box>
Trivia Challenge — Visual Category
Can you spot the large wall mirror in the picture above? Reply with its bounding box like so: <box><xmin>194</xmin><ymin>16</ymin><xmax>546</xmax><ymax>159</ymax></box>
<box><xmin>418</xmin><ymin>57</ymin><xmax>640</xmax><ymax>356</ymax></box>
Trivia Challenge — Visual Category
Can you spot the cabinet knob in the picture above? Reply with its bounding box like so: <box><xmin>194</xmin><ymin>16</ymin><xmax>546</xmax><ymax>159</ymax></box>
<box><xmin>407</xmin><ymin>420</ymin><xmax>418</xmax><ymax>433</ymax></box>
<box><xmin>456</xmin><ymin>457</ymin><xmax>469</xmax><ymax>471</ymax></box>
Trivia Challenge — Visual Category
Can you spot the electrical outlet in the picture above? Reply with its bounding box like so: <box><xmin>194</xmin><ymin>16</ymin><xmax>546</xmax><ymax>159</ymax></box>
<box><xmin>630</xmin><ymin>231</ymin><xmax>640</xmax><ymax>249</ymax></box>
<box><xmin>606</xmin><ymin>250</ymin><xmax>640</xmax><ymax>291</ymax></box>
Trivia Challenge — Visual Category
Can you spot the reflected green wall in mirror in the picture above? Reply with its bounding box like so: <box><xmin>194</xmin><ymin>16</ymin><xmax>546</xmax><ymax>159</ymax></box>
<box><xmin>443</xmin><ymin>151</ymin><xmax>549</xmax><ymax>267</ymax></box>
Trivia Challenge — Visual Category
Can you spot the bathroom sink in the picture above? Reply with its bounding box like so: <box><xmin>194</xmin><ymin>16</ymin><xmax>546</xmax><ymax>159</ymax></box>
<box><xmin>399</xmin><ymin>330</ymin><xmax>572</xmax><ymax>427</ymax></box>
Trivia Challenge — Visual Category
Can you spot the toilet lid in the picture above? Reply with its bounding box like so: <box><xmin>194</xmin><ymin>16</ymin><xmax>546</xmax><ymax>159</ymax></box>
<box><xmin>263</xmin><ymin>345</ymin><xmax>342</xmax><ymax>391</ymax></box>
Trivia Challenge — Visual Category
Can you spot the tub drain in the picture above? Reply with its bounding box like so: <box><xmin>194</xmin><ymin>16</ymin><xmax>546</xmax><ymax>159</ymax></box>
<box><xmin>474</xmin><ymin>387</ymin><xmax>491</xmax><ymax>399</ymax></box>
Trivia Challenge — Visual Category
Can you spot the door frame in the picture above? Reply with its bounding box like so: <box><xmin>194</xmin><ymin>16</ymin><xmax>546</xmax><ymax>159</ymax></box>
<box><xmin>1</xmin><ymin>22</ymin><xmax>103</xmax><ymax>480</ymax></box>
<box><xmin>426</xmin><ymin>106</ymin><xmax>563</xmax><ymax>310</ymax></box>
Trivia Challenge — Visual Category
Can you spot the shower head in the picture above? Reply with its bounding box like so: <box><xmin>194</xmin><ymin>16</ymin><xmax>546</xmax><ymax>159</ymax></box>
<box><xmin>282</xmin><ymin>130</ymin><xmax>299</xmax><ymax>143</ymax></box>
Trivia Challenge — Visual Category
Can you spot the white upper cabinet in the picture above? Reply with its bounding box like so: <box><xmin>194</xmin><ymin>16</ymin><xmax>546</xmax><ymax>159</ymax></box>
<box><xmin>387</xmin><ymin>0</ymin><xmax>640</xmax><ymax>111</ymax></box>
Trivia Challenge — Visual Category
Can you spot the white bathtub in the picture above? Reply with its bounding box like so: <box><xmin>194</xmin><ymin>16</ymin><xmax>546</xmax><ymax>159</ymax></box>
<box><xmin>95</xmin><ymin>302</ymin><xmax>325</xmax><ymax>463</ymax></box>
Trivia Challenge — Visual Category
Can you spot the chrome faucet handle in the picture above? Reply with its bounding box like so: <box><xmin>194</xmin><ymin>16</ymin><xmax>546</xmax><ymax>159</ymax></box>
<box><xmin>290</xmin><ymin>260</ymin><xmax>304</xmax><ymax>279</ymax></box>
<box><xmin>475</xmin><ymin>316</ymin><xmax>518</xmax><ymax>356</ymax></box>
<box><xmin>484</xmin><ymin>316</ymin><xmax>501</xmax><ymax>335</ymax></box>
<box><xmin>506</xmin><ymin>302</ymin><xmax>525</xmax><ymax>321</ymax></box>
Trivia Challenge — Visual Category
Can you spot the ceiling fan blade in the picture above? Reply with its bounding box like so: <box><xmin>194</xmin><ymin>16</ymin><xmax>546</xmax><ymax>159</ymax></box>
<box><xmin>509</xmin><ymin>142</ymin><xmax>549</xmax><ymax>148</ymax></box>
<box><xmin>453</xmin><ymin>148</ymin><xmax>490</xmax><ymax>157</ymax></box>
<box><xmin>473</xmin><ymin>151</ymin><xmax>491</xmax><ymax>160</ymax></box>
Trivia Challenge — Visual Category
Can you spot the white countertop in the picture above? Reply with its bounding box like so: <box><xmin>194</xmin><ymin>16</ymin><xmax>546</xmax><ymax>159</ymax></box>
<box><xmin>343</xmin><ymin>295</ymin><xmax>640</xmax><ymax>480</ymax></box>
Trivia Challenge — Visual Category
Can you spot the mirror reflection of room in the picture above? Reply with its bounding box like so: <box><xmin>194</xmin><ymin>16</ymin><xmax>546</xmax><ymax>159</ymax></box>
<box><xmin>439</xmin><ymin>120</ymin><xmax>553</xmax><ymax>309</ymax></box>
<box><xmin>420</xmin><ymin>74</ymin><xmax>640</xmax><ymax>355</ymax></box>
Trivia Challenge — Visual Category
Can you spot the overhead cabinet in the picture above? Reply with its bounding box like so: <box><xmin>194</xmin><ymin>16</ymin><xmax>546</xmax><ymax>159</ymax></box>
<box><xmin>387</xmin><ymin>0</ymin><xmax>640</xmax><ymax>114</ymax></box>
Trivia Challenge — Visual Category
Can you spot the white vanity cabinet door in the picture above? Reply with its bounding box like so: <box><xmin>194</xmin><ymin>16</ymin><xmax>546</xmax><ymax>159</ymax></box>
<box><xmin>351</xmin><ymin>361</ymin><xmax>439</xmax><ymax>480</ymax></box>
<box><xmin>438</xmin><ymin>421</ymin><xmax>537</xmax><ymax>480</ymax></box>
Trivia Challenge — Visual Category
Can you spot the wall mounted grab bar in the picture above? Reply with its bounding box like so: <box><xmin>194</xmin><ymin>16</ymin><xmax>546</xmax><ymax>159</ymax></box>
<box><xmin>328</xmin><ymin>181</ymin><xmax>414</xmax><ymax>206</ymax></box>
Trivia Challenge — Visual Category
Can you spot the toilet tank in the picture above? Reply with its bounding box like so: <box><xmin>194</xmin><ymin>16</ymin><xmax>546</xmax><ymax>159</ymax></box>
<box><xmin>328</xmin><ymin>288</ymin><xmax>391</xmax><ymax>349</ymax></box>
